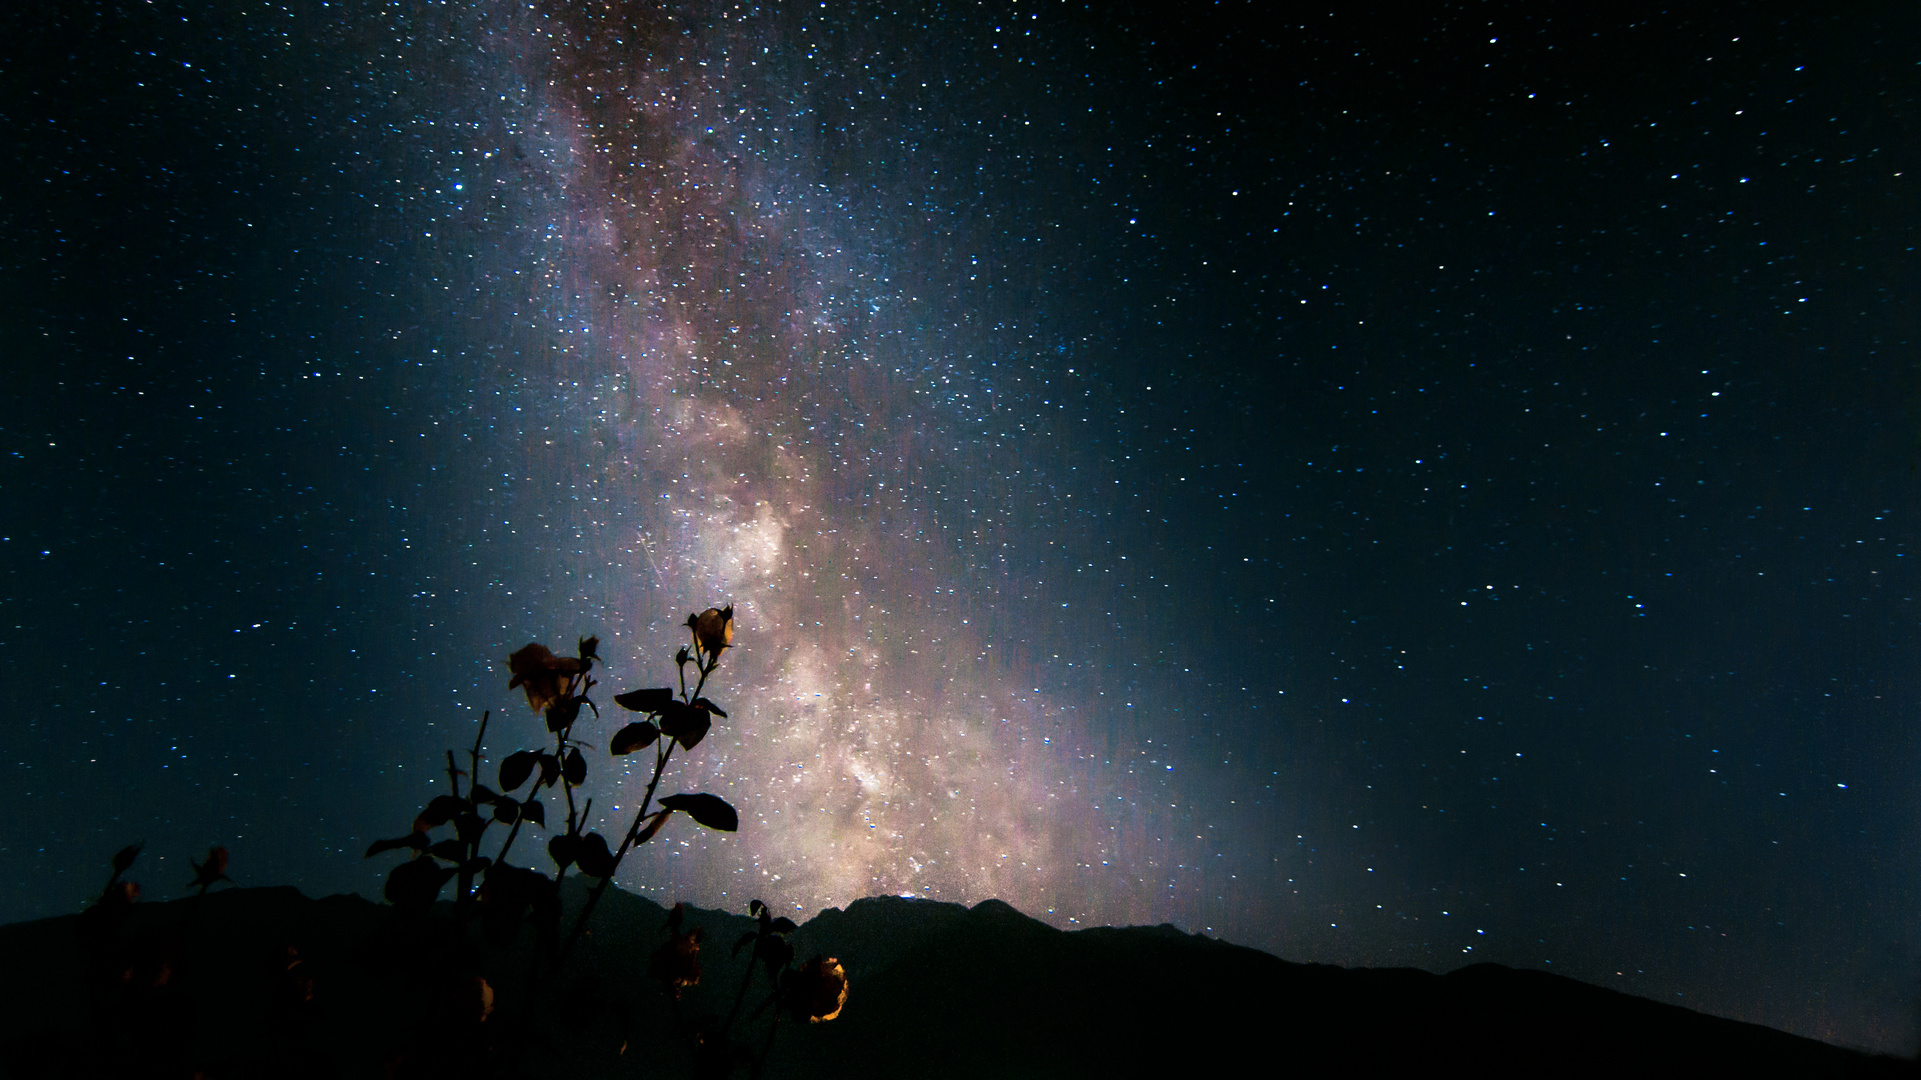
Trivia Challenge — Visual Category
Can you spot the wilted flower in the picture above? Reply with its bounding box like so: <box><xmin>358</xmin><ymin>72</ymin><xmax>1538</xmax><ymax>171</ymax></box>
<box><xmin>506</xmin><ymin>642</ymin><xmax>588</xmax><ymax>713</ymax></box>
<box><xmin>685</xmin><ymin>606</ymin><xmax>734</xmax><ymax>662</ymax></box>
<box><xmin>650</xmin><ymin>924</ymin><xmax>704</xmax><ymax>999</ymax></box>
<box><xmin>785</xmin><ymin>956</ymin><xmax>847</xmax><ymax>1023</ymax></box>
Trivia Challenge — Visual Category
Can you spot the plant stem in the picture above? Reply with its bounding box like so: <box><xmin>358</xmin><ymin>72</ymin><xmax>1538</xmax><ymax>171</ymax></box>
<box><xmin>552</xmin><ymin>734</ymin><xmax>677</xmax><ymax>970</ymax></box>
<box><xmin>548</xmin><ymin>652</ymin><xmax>718</xmax><ymax>972</ymax></box>
<box><xmin>556</xmin><ymin>730</ymin><xmax>579</xmax><ymax>836</ymax></box>
<box><xmin>749</xmin><ymin>999</ymin><xmax>782</xmax><ymax>1080</ymax></box>
<box><xmin>725</xmin><ymin>955</ymin><xmax>757</xmax><ymax>1033</ymax></box>
<box><xmin>495</xmin><ymin>813</ymin><xmax>524</xmax><ymax>868</ymax></box>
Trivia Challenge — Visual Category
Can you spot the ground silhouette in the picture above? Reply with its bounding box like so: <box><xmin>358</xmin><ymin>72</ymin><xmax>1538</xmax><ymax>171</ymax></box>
<box><xmin>0</xmin><ymin>881</ymin><xmax>1904</xmax><ymax>1078</ymax></box>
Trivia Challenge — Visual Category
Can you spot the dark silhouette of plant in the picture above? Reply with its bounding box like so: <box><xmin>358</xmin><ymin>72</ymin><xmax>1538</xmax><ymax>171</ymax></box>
<box><xmin>186</xmin><ymin>845</ymin><xmax>232</xmax><ymax>895</ymax></box>
<box><xmin>657</xmin><ymin>897</ymin><xmax>848</xmax><ymax>1079</ymax></box>
<box><xmin>354</xmin><ymin>604</ymin><xmax>842</xmax><ymax>1074</ymax></box>
<box><xmin>750</xmin><ymin>922</ymin><xmax>848</xmax><ymax>1076</ymax></box>
<box><xmin>3</xmin><ymin>841</ymin><xmax>291</xmax><ymax>1078</ymax></box>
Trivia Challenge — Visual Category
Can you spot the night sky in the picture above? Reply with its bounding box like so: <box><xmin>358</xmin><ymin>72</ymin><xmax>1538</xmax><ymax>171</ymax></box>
<box><xmin>4</xmin><ymin>0</ymin><xmax>1918</xmax><ymax>1054</ymax></box>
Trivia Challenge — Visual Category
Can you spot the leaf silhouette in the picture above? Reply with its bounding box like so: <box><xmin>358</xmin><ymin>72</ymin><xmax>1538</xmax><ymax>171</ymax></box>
<box><xmin>470</xmin><ymin>783</ymin><xmax>499</xmax><ymax>805</ymax></box>
<box><xmin>562</xmin><ymin>747</ymin><xmax>587</xmax><ymax>787</ymax></box>
<box><xmin>659</xmin><ymin>793</ymin><xmax>738</xmax><ymax>832</ymax></box>
<box><xmin>499</xmin><ymin>750</ymin><xmax>537</xmax><ymax>792</ymax></box>
<box><xmin>770</xmin><ymin>916</ymin><xmax>798</xmax><ymax>935</ymax></box>
<box><xmin>537</xmin><ymin>753</ymin><xmax>561</xmax><ymax>788</ymax></box>
<box><xmin>111</xmin><ymin>843</ymin><xmax>143</xmax><ymax>876</ymax></box>
<box><xmin>521</xmin><ymin>795</ymin><xmax>546</xmax><ymax>828</ymax></box>
<box><xmin>574</xmin><ymin>833</ymin><xmax>616</xmax><ymax>878</ymax></box>
<box><xmin>548</xmin><ymin>834</ymin><xmax>579</xmax><ymax>870</ymax></box>
<box><xmin>384</xmin><ymin>856</ymin><xmax>454</xmax><ymax>915</ymax></box>
<box><xmin>633</xmin><ymin>810</ymin><xmax>671</xmax><ymax>846</ymax></box>
<box><xmin>418</xmin><ymin>794</ymin><xmax>466</xmax><ymax>829</ymax></box>
<box><xmin>659</xmin><ymin>700</ymin><xmax>711</xmax><ymax>750</ymax></box>
<box><xmin>364</xmin><ymin>834</ymin><xmax>426</xmax><ymax>859</ymax></box>
<box><xmin>733</xmin><ymin>931</ymin><xmax>758</xmax><ymax>958</ymax></box>
<box><xmin>613</xmin><ymin>687</ymin><xmax>674</xmax><ymax>713</ymax></box>
<box><xmin>492</xmin><ymin>799</ymin><xmax>520</xmax><ymax>825</ymax></box>
<box><xmin>609</xmin><ymin>721</ymin><xmax>660</xmax><ymax>755</ymax></box>
<box><xmin>428</xmin><ymin>839</ymin><xmax>465</xmax><ymax>863</ymax></box>
<box><xmin>692</xmin><ymin>696</ymin><xmax>728</xmax><ymax>719</ymax></box>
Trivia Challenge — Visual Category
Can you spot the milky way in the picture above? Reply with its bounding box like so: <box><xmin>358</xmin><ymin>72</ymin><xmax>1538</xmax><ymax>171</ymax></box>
<box><xmin>445</xmin><ymin>2</ymin><xmax>1210</xmax><ymax>930</ymax></box>
<box><xmin>6</xmin><ymin>0</ymin><xmax>1918</xmax><ymax>1056</ymax></box>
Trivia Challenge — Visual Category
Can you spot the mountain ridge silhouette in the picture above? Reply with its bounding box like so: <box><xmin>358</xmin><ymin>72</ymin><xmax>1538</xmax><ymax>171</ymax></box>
<box><xmin>0</xmin><ymin>884</ymin><xmax>1901</xmax><ymax>1078</ymax></box>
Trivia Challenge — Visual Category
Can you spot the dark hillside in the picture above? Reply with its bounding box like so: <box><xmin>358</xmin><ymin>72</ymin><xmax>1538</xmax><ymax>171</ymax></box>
<box><xmin>0</xmin><ymin>886</ymin><xmax>1902</xmax><ymax>1078</ymax></box>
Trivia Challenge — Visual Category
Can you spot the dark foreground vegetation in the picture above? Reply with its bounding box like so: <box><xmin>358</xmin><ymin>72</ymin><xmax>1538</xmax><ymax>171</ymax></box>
<box><xmin>0</xmin><ymin>881</ymin><xmax>1905</xmax><ymax>1079</ymax></box>
<box><xmin>0</xmin><ymin>612</ymin><xmax>1905</xmax><ymax>1077</ymax></box>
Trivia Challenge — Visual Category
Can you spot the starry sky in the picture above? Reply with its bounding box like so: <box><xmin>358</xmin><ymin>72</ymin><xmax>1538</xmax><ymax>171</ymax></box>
<box><xmin>3</xmin><ymin>0</ymin><xmax>1917</xmax><ymax>1055</ymax></box>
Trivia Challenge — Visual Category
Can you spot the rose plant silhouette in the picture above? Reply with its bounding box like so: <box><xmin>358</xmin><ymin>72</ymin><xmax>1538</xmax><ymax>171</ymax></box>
<box><xmin>358</xmin><ymin>605</ymin><xmax>843</xmax><ymax>1077</ymax></box>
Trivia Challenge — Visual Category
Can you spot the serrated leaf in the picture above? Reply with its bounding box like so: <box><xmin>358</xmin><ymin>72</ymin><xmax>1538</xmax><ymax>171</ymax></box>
<box><xmin>499</xmin><ymin>751</ymin><xmax>537</xmax><ymax>792</ymax></box>
<box><xmin>659</xmin><ymin>793</ymin><xmax>738</xmax><ymax>832</ymax></box>
<box><xmin>610</xmin><ymin>721</ymin><xmax>659</xmax><ymax>755</ymax></box>
<box><xmin>574</xmin><ymin>833</ymin><xmax>616</xmax><ymax>878</ymax></box>
<box><xmin>613</xmin><ymin>687</ymin><xmax>674</xmax><ymax>713</ymax></box>
<box><xmin>562</xmin><ymin>747</ymin><xmax>587</xmax><ymax>787</ymax></box>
